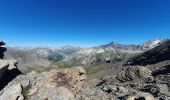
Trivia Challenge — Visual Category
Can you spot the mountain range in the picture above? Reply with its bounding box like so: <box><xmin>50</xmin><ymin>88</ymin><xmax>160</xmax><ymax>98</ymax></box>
<box><xmin>1</xmin><ymin>38</ymin><xmax>170</xmax><ymax>100</ymax></box>
<box><xmin>4</xmin><ymin>38</ymin><xmax>169</xmax><ymax>72</ymax></box>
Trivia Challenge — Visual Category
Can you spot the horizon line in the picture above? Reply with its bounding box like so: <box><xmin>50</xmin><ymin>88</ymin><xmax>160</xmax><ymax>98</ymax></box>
<box><xmin>4</xmin><ymin>37</ymin><xmax>169</xmax><ymax>48</ymax></box>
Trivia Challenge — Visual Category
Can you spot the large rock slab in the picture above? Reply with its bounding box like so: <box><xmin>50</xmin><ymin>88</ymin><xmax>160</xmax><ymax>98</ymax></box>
<box><xmin>28</xmin><ymin>67</ymin><xmax>87</xmax><ymax>100</ymax></box>
<box><xmin>0</xmin><ymin>84</ymin><xmax>24</xmax><ymax>100</ymax></box>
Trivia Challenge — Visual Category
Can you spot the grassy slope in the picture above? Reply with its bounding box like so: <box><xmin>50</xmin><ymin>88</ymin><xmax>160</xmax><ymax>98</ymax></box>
<box><xmin>84</xmin><ymin>62</ymin><xmax>123</xmax><ymax>80</ymax></box>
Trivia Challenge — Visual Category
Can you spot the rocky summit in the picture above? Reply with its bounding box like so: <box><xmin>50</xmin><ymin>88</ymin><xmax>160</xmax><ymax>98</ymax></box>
<box><xmin>1</xmin><ymin>39</ymin><xmax>170</xmax><ymax>100</ymax></box>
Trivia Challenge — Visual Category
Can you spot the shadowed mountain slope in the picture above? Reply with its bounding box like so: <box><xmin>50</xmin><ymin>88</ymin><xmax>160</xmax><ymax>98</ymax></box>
<box><xmin>126</xmin><ymin>40</ymin><xmax>170</xmax><ymax>66</ymax></box>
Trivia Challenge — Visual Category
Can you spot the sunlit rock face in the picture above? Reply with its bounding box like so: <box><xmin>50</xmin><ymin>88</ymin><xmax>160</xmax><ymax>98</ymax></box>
<box><xmin>28</xmin><ymin>67</ymin><xmax>87</xmax><ymax>100</ymax></box>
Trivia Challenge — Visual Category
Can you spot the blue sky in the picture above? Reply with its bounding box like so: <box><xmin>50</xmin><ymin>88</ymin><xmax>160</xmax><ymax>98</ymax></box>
<box><xmin>0</xmin><ymin>0</ymin><xmax>170</xmax><ymax>47</ymax></box>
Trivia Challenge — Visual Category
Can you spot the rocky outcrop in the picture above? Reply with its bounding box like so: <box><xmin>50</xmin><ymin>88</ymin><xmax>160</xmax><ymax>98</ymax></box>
<box><xmin>0</xmin><ymin>41</ymin><xmax>17</xmax><ymax>70</ymax></box>
<box><xmin>15</xmin><ymin>67</ymin><xmax>87</xmax><ymax>100</ymax></box>
<box><xmin>0</xmin><ymin>84</ymin><xmax>24</xmax><ymax>100</ymax></box>
<box><xmin>0</xmin><ymin>41</ymin><xmax>23</xmax><ymax>100</ymax></box>
<box><xmin>0</xmin><ymin>41</ymin><xmax>8</xmax><ymax>79</ymax></box>
<box><xmin>28</xmin><ymin>67</ymin><xmax>87</xmax><ymax>100</ymax></box>
<box><xmin>0</xmin><ymin>59</ymin><xmax>18</xmax><ymax>85</ymax></box>
<box><xmin>117</xmin><ymin>66</ymin><xmax>153</xmax><ymax>82</ymax></box>
<box><xmin>0</xmin><ymin>41</ymin><xmax>6</xmax><ymax>59</ymax></box>
<box><xmin>0</xmin><ymin>66</ymin><xmax>87</xmax><ymax>100</ymax></box>
<box><xmin>78</xmin><ymin>79</ymin><xmax>157</xmax><ymax>100</ymax></box>
<box><xmin>0</xmin><ymin>42</ymin><xmax>21</xmax><ymax>88</ymax></box>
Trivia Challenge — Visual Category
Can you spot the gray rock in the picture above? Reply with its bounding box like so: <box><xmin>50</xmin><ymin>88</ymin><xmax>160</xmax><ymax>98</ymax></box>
<box><xmin>117</xmin><ymin>66</ymin><xmax>153</xmax><ymax>82</ymax></box>
<box><xmin>0</xmin><ymin>84</ymin><xmax>24</xmax><ymax>100</ymax></box>
<box><xmin>126</xmin><ymin>92</ymin><xmax>154</xmax><ymax>100</ymax></box>
<box><xmin>27</xmin><ymin>67</ymin><xmax>87</xmax><ymax>100</ymax></box>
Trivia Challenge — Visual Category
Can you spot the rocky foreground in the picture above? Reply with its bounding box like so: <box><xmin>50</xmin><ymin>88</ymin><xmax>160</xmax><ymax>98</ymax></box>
<box><xmin>0</xmin><ymin>67</ymin><xmax>87</xmax><ymax>100</ymax></box>
<box><xmin>0</xmin><ymin>40</ymin><xmax>170</xmax><ymax>100</ymax></box>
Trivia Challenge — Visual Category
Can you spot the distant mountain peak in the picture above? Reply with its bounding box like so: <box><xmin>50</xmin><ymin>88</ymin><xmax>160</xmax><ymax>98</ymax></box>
<box><xmin>140</xmin><ymin>38</ymin><xmax>170</xmax><ymax>50</ymax></box>
<box><xmin>126</xmin><ymin>39</ymin><xmax>170</xmax><ymax>66</ymax></box>
<box><xmin>60</xmin><ymin>44</ymin><xmax>80</xmax><ymax>49</ymax></box>
<box><xmin>99</xmin><ymin>38</ymin><xmax>170</xmax><ymax>52</ymax></box>
<box><xmin>109</xmin><ymin>41</ymin><xmax>120</xmax><ymax>45</ymax></box>
<box><xmin>143</xmin><ymin>38</ymin><xmax>169</xmax><ymax>44</ymax></box>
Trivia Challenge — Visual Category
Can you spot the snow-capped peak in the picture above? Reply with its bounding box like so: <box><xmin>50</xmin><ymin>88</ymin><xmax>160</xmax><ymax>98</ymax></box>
<box><xmin>140</xmin><ymin>38</ymin><xmax>169</xmax><ymax>50</ymax></box>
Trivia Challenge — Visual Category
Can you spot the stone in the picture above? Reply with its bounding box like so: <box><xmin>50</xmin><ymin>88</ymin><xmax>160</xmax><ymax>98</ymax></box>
<box><xmin>127</xmin><ymin>92</ymin><xmax>154</xmax><ymax>100</ymax></box>
<box><xmin>142</xmin><ymin>84</ymin><xmax>160</xmax><ymax>96</ymax></box>
<box><xmin>0</xmin><ymin>59</ymin><xmax>17</xmax><ymax>70</ymax></box>
<box><xmin>157</xmin><ymin>84</ymin><xmax>170</xmax><ymax>96</ymax></box>
<box><xmin>0</xmin><ymin>84</ymin><xmax>24</xmax><ymax>100</ymax></box>
<box><xmin>28</xmin><ymin>67</ymin><xmax>87</xmax><ymax>100</ymax></box>
<box><xmin>30</xmin><ymin>86</ymin><xmax>75</xmax><ymax>100</ymax></box>
<box><xmin>0</xmin><ymin>60</ymin><xmax>21</xmax><ymax>90</ymax></box>
<box><xmin>117</xmin><ymin>66</ymin><xmax>153</xmax><ymax>82</ymax></box>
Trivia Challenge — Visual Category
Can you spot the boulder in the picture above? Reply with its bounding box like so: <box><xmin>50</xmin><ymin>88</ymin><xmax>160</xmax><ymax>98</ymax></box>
<box><xmin>0</xmin><ymin>59</ymin><xmax>17</xmax><ymax>70</ymax></box>
<box><xmin>0</xmin><ymin>41</ymin><xmax>18</xmax><ymax>80</ymax></box>
<box><xmin>0</xmin><ymin>59</ymin><xmax>17</xmax><ymax>79</ymax></box>
<box><xmin>28</xmin><ymin>67</ymin><xmax>87</xmax><ymax>100</ymax></box>
<box><xmin>0</xmin><ymin>59</ymin><xmax>21</xmax><ymax>90</ymax></box>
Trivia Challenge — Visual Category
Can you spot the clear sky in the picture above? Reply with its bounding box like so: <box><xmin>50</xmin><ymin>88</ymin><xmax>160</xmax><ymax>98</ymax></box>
<box><xmin>0</xmin><ymin>0</ymin><xmax>170</xmax><ymax>47</ymax></box>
